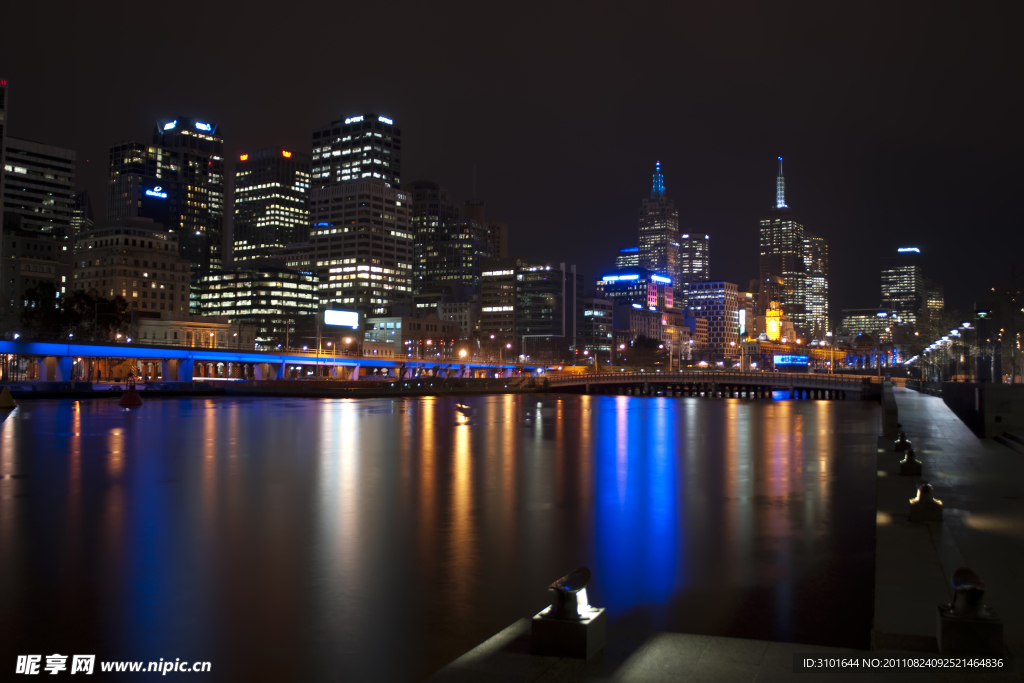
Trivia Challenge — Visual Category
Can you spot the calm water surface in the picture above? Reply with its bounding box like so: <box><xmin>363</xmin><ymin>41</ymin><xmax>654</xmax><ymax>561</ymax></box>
<box><xmin>0</xmin><ymin>395</ymin><xmax>878</xmax><ymax>680</ymax></box>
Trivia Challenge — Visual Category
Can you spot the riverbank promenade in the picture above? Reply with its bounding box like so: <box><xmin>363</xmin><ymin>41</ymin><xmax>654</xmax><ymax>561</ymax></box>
<box><xmin>428</xmin><ymin>388</ymin><xmax>1021</xmax><ymax>682</ymax></box>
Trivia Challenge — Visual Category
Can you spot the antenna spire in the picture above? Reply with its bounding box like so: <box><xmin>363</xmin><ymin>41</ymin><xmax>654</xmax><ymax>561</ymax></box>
<box><xmin>775</xmin><ymin>156</ymin><xmax>788</xmax><ymax>209</ymax></box>
<box><xmin>652</xmin><ymin>161</ymin><xmax>665</xmax><ymax>198</ymax></box>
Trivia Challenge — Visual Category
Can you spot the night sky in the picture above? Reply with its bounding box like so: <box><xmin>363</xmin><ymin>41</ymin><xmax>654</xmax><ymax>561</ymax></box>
<box><xmin>3</xmin><ymin>1</ymin><xmax>1021</xmax><ymax>315</ymax></box>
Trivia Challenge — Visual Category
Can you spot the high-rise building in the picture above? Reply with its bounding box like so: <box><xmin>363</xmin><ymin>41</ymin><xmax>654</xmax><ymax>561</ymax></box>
<box><xmin>199</xmin><ymin>267</ymin><xmax>318</xmax><ymax>347</ymax></box>
<box><xmin>407</xmin><ymin>180</ymin><xmax>461</xmax><ymax>293</ymax></box>
<box><xmin>517</xmin><ymin>262</ymin><xmax>583</xmax><ymax>360</ymax></box>
<box><xmin>479</xmin><ymin>258</ymin><xmax>583</xmax><ymax>359</ymax></box>
<box><xmin>581</xmin><ymin>297</ymin><xmax>613</xmax><ymax>357</ymax></box>
<box><xmin>3</xmin><ymin>137</ymin><xmax>76</xmax><ymax>237</ymax></box>
<box><xmin>308</xmin><ymin>178</ymin><xmax>413</xmax><ymax>314</ymax></box>
<box><xmin>678</xmin><ymin>232</ymin><xmax>710</xmax><ymax>306</ymax></box>
<box><xmin>71</xmin><ymin>190</ymin><xmax>94</xmax><ymax>235</ymax></box>
<box><xmin>311</xmin><ymin>114</ymin><xmax>400</xmax><ymax>189</ymax></box>
<box><xmin>463</xmin><ymin>200</ymin><xmax>507</xmax><ymax>261</ymax></box>
<box><xmin>925</xmin><ymin>282</ymin><xmax>944</xmax><ymax>315</ymax></box>
<box><xmin>231</xmin><ymin>148</ymin><xmax>311</xmax><ymax>267</ymax></box>
<box><xmin>803</xmin><ymin>233</ymin><xmax>829</xmax><ymax>337</ymax></box>
<box><xmin>759</xmin><ymin>157</ymin><xmax>806</xmax><ymax>332</ymax></box>
<box><xmin>638</xmin><ymin>161</ymin><xmax>681</xmax><ymax>297</ymax></box>
<box><xmin>615</xmin><ymin>246</ymin><xmax>639</xmax><ymax>269</ymax></box>
<box><xmin>687</xmin><ymin>281</ymin><xmax>741</xmax><ymax>357</ymax></box>
<box><xmin>73</xmin><ymin>218</ymin><xmax>191</xmax><ymax>313</ymax></box>
<box><xmin>108</xmin><ymin>117</ymin><xmax>226</xmax><ymax>289</ymax></box>
<box><xmin>309</xmin><ymin>114</ymin><xmax>410</xmax><ymax>314</ymax></box>
<box><xmin>1</xmin><ymin>136</ymin><xmax>76</xmax><ymax>324</ymax></box>
<box><xmin>881</xmin><ymin>247</ymin><xmax>925</xmax><ymax>325</ymax></box>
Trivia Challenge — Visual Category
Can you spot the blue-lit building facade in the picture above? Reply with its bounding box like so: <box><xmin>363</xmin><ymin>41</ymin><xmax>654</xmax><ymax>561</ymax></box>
<box><xmin>108</xmin><ymin>117</ymin><xmax>226</xmax><ymax>278</ymax></box>
<box><xmin>595</xmin><ymin>267</ymin><xmax>674</xmax><ymax>310</ymax></box>
<box><xmin>615</xmin><ymin>246</ymin><xmax>639</xmax><ymax>269</ymax></box>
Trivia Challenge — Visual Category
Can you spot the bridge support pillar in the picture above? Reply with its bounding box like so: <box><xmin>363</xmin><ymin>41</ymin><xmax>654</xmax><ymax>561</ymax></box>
<box><xmin>40</xmin><ymin>356</ymin><xmax>72</xmax><ymax>382</ymax></box>
<box><xmin>161</xmin><ymin>359</ymin><xmax>193</xmax><ymax>382</ymax></box>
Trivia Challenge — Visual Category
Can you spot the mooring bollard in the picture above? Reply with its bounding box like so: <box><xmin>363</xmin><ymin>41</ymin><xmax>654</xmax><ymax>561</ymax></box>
<box><xmin>937</xmin><ymin>568</ymin><xmax>1004</xmax><ymax>655</ymax></box>
<box><xmin>899</xmin><ymin>448</ymin><xmax>922</xmax><ymax>476</ymax></box>
<box><xmin>894</xmin><ymin>430</ymin><xmax>912</xmax><ymax>452</ymax></box>
<box><xmin>531</xmin><ymin>566</ymin><xmax>606</xmax><ymax>659</ymax></box>
<box><xmin>909</xmin><ymin>482</ymin><xmax>942</xmax><ymax>522</ymax></box>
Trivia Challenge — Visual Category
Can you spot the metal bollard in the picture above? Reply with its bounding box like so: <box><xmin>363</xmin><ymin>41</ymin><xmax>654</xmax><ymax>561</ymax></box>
<box><xmin>909</xmin><ymin>482</ymin><xmax>942</xmax><ymax>522</ymax></box>
<box><xmin>894</xmin><ymin>430</ymin><xmax>912</xmax><ymax>452</ymax></box>
<box><xmin>899</xmin><ymin>448</ymin><xmax>922</xmax><ymax>476</ymax></box>
<box><xmin>532</xmin><ymin>567</ymin><xmax>606</xmax><ymax>659</ymax></box>
<box><xmin>937</xmin><ymin>568</ymin><xmax>1003</xmax><ymax>655</ymax></box>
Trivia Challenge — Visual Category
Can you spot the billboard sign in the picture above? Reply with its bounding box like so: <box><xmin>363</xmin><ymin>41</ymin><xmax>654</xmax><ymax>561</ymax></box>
<box><xmin>324</xmin><ymin>309</ymin><xmax>359</xmax><ymax>329</ymax></box>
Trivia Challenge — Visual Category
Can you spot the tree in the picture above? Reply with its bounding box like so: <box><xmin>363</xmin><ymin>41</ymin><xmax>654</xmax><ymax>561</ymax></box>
<box><xmin>625</xmin><ymin>335</ymin><xmax>668</xmax><ymax>367</ymax></box>
<box><xmin>18</xmin><ymin>285</ymin><xmax>131</xmax><ymax>341</ymax></box>
<box><xmin>20</xmin><ymin>282</ymin><xmax>66</xmax><ymax>338</ymax></box>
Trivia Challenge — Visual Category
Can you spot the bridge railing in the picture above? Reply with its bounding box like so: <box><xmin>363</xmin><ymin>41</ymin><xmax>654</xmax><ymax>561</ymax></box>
<box><xmin>546</xmin><ymin>370</ymin><xmax>868</xmax><ymax>388</ymax></box>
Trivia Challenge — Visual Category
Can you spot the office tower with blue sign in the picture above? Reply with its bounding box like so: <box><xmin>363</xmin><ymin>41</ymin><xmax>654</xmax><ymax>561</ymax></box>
<box><xmin>311</xmin><ymin>113</ymin><xmax>401</xmax><ymax>189</ymax></box>
<box><xmin>108</xmin><ymin>117</ymin><xmax>226</xmax><ymax>310</ymax></box>
<box><xmin>231</xmin><ymin>148</ymin><xmax>311</xmax><ymax>268</ymax></box>
<box><xmin>638</xmin><ymin>161</ymin><xmax>682</xmax><ymax>301</ymax></box>
<box><xmin>309</xmin><ymin>114</ymin><xmax>412</xmax><ymax>314</ymax></box>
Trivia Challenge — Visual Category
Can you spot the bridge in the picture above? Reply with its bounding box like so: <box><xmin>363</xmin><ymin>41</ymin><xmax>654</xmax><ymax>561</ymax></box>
<box><xmin>0</xmin><ymin>340</ymin><xmax>527</xmax><ymax>384</ymax></box>
<box><xmin>545</xmin><ymin>370</ymin><xmax>873</xmax><ymax>400</ymax></box>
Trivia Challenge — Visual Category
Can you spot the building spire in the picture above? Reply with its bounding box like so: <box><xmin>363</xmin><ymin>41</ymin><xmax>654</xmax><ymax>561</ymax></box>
<box><xmin>775</xmin><ymin>156</ymin><xmax>788</xmax><ymax>209</ymax></box>
<box><xmin>652</xmin><ymin>160</ymin><xmax>665</xmax><ymax>198</ymax></box>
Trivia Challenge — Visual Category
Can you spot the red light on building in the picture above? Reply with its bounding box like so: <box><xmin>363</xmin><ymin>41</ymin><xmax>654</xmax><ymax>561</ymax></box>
<box><xmin>282</xmin><ymin>150</ymin><xmax>292</xmax><ymax>158</ymax></box>
<box><xmin>240</xmin><ymin>154</ymin><xmax>249</xmax><ymax>161</ymax></box>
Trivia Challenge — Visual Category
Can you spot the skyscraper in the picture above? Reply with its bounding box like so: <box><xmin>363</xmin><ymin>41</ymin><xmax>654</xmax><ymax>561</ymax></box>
<box><xmin>759</xmin><ymin>157</ymin><xmax>807</xmax><ymax>332</ymax></box>
<box><xmin>638</xmin><ymin>161</ymin><xmax>681</xmax><ymax>298</ymax></box>
<box><xmin>678</xmin><ymin>232</ymin><xmax>710</xmax><ymax>306</ymax></box>
<box><xmin>308</xmin><ymin>179</ymin><xmax>413</xmax><ymax>313</ymax></box>
<box><xmin>231</xmin><ymin>148</ymin><xmax>311</xmax><ymax>267</ymax></box>
<box><xmin>108</xmin><ymin>117</ymin><xmax>226</xmax><ymax>287</ymax></box>
<box><xmin>1</xmin><ymin>135</ymin><xmax>76</xmax><ymax>323</ymax></box>
<box><xmin>311</xmin><ymin>114</ymin><xmax>400</xmax><ymax>188</ymax></box>
<box><xmin>803</xmin><ymin>233</ymin><xmax>829</xmax><ymax>337</ymax></box>
<box><xmin>881</xmin><ymin>247</ymin><xmax>925</xmax><ymax>325</ymax></box>
<box><xmin>615</xmin><ymin>246</ymin><xmax>639</xmax><ymax>269</ymax></box>
<box><xmin>309</xmin><ymin>114</ymin><xmax>410</xmax><ymax>314</ymax></box>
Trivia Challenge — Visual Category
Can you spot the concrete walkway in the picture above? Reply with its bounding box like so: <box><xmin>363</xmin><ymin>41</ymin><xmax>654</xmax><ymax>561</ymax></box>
<box><xmin>873</xmin><ymin>389</ymin><xmax>1024</xmax><ymax>660</ymax></box>
<box><xmin>428</xmin><ymin>389</ymin><xmax>1021</xmax><ymax>682</ymax></box>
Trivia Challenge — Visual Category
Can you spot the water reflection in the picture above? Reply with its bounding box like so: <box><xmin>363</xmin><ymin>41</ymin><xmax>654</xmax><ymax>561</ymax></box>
<box><xmin>0</xmin><ymin>395</ymin><xmax>877</xmax><ymax>680</ymax></box>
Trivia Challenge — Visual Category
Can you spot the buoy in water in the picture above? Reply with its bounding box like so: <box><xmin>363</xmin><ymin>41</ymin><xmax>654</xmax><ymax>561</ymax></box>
<box><xmin>0</xmin><ymin>386</ymin><xmax>16</xmax><ymax>409</ymax></box>
<box><xmin>119</xmin><ymin>385</ymin><xmax>143</xmax><ymax>407</ymax></box>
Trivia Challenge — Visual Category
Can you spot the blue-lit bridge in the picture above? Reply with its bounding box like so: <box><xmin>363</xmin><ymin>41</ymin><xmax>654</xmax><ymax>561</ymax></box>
<box><xmin>0</xmin><ymin>340</ymin><xmax>527</xmax><ymax>384</ymax></box>
<box><xmin>546</xmin><ymin>370</ymin><xmax>873</xmax><ymax>400</ymax></box>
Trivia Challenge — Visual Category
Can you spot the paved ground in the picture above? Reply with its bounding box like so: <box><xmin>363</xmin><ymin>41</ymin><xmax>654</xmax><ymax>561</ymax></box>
<box><xmin>428</xmin><ymin>389</ymin><xmax>1022</xmax><ymax>682</ymax></box>
<box><xmin>873</xmin><ymin>389</ymin><xmax>1024</xmax><ymax>661</ymax></box>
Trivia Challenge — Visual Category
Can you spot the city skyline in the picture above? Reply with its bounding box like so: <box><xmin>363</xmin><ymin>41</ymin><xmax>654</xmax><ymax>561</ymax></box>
<box><xmin>1</xmin><ymin>3</ymin><xmax>1020</xmax><ymax>318</ymax></box>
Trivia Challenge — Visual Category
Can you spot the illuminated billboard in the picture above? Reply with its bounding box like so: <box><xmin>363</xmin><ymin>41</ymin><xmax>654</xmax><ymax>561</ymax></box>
<box><xmin>774</xmin><ymin>354</ymin><xmax>809</xmax><ymax>366</ymax></box>
<box><xmin>324</xmin><ymin>310</ymin><xmax>359</xmax><ymax>328</ymax></box>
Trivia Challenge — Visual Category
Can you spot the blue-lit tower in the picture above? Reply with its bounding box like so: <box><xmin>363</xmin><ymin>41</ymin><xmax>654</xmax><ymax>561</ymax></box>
<box><xmin>652</xmin><ymin>160</ymin><xmax>665</xmax><ymax>198</ymax></box>
<box><xmin>776</xmin><ymin>156</ymin><xmax>788</xmax><ymax>209</ymax></box>
<box><xmin>638</xmin><ymin>161</ymin><xmax>682</xmax><ymax>304</ymax></box>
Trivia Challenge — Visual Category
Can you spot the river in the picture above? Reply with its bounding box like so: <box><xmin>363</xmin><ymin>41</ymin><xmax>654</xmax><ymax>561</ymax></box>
<box><xmin>0</xmin><ymin>394</ymin><xmax>878</xmax><ymax>680</ymax></box>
